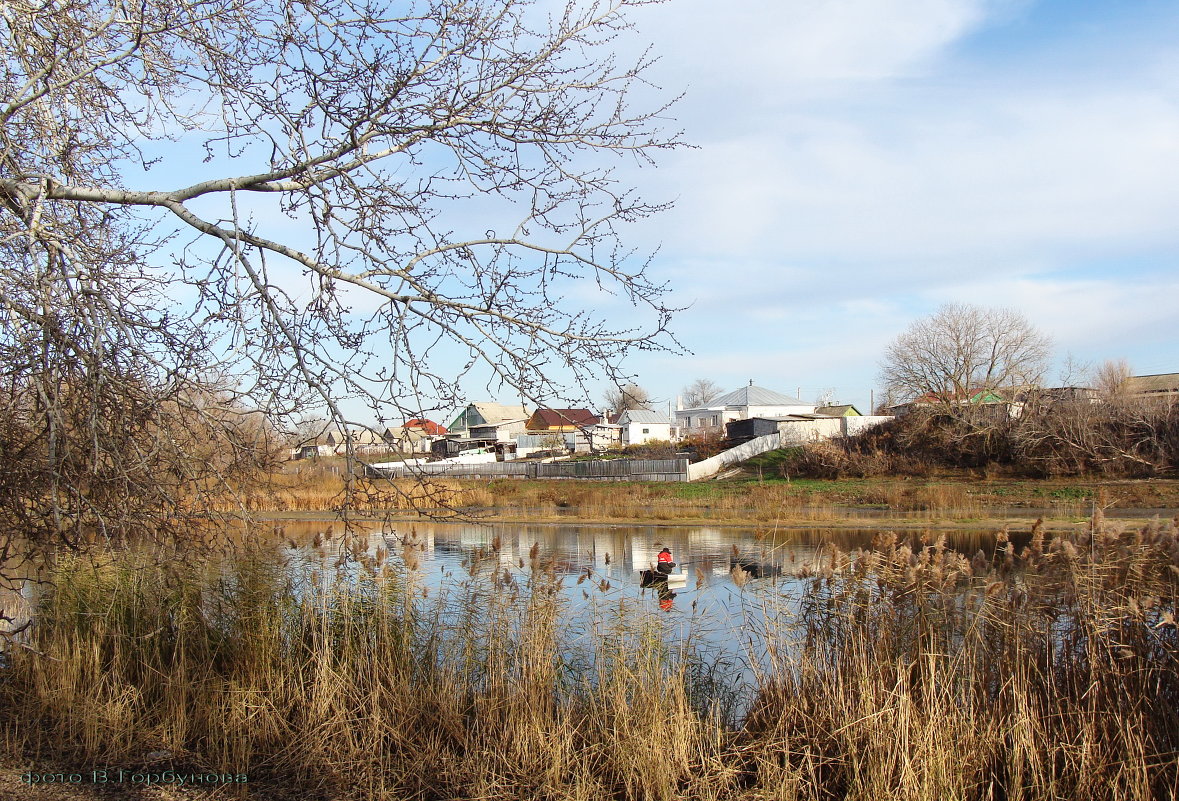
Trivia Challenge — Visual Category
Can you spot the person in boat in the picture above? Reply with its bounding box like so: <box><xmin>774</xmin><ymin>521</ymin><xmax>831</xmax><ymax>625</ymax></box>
<box><xmin>656</xmin><ymin>547</ymin><xmax>675</xmax><ymax>575</ymax></box>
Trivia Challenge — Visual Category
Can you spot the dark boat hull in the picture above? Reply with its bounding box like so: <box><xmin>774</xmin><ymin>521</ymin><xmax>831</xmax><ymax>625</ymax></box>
<box><xmin>639</xmin><ymin>569</ymin><xmax>687</xmax><ymax>587</ymax></box>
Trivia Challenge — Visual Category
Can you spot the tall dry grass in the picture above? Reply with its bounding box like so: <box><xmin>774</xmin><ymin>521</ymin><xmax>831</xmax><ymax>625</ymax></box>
<box><xmin>3</xmin><ymin>516</ymin><xmax>1177</xmax><ymax>800</ymax></box>
<box><xmin>467</xmin><ymin>479</ymin><xmax>981</xmax><ymax>521</ymax></box>
<box><xmin>745</xmin><ymin>516</ymin><xmax>1179</xmax><ymax>800</ymax></box>
<box><xmin>214</xmin><ymin>465</ymin><xmax>495</xmax><ymax>513</ymax></box>
<box><xmin>1</xmin><ymin>542</ymin><xmax>713</xmax><ymax>800</ymax></box>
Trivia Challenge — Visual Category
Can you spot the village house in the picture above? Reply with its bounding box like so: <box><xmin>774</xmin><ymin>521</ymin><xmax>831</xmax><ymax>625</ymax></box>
<box><xmin>514</xmin><ymin>408</ymin><xmax>603</xmax><ymax>456</ymax></box>
<box><xmin>617</xmin><ymin>409</ymin><xmax>673</xmax><ymax>446</ymax></box>
<box><xmin>301</xmin><ymin>426</ymin><xmax>390</xmax><ymax>456</ymax></box>
<box><xmin>446</xmin><ymin>402</ymin><xmax>530</xmax><ymax>436</ymax></box>
<box><xmin>432</xmin><ymin>402</ymin><xmax>530</xmax><ymax>459</ymax></box>
<box><xmin>382</xmin><ymin>418</ymin><xmax>447</xmax><ymax>454</ymax></box>
<box><xmin>676</xmin><ymin>382</ymin><xmax>815</xmax><ymax>434</ymax></box>
<box><xmin>887</xmin><ymin>388</ymin><xmax>1020</xmax><ymax>418</ymax></box>
<box><xmin>525</xmin><ymin>408</ymin><xmax>601</xmax><ymax>431</ymax></box>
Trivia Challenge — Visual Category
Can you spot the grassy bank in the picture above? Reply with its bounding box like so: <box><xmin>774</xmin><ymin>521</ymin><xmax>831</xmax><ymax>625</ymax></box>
<box><xmin>248</xmin><ymin>459</ymin><xmax>1179</xmax><ymax>525</ymax></box>
<box><xmin>3</xmin><ymin>517</ymin><xmax>1178</xmax><ymax>800</ymax></box>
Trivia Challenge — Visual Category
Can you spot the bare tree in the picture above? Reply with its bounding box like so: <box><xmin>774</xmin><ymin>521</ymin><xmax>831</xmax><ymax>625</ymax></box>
<box><xmin>0</xmin><ymin>0</ymin><xmax>681</xmax><ymax>574</ymax></box>
<box><xmin>1093</xmin><ymin>359</ymin><xmax>1133</xmax><ymax>402</ymax></box>
<box><xmin>814</xmin><ymin>388</ymin><xmax>837</xmax><ymax>408</ymax></box>
<box><xmin>681</xmin><ymin>378</ymin><xmax>723</xmax><ymax>408</ymax></box>
<box><xmin>603</xmin><ymin>383</ymin><xmax>652</xmax><ymax>414</ymax></box>
<box><xmin>880</xmin><ymin>304</ymin><xmax>1051</xmax><ymax>416</ymax></box>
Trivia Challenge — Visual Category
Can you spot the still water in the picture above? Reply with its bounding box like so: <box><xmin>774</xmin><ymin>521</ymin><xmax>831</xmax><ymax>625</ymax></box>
<box><xmin>287</xmin><ymin>519</ymin><xmax>1003</xmax><ymax>610</ymax></box>
<box><xmin>272</xmin><ymin>520</ymin><xmax>1016</xmax><ymax>699</ymax></box>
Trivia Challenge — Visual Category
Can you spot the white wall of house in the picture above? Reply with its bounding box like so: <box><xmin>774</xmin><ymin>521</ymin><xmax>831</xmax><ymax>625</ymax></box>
<box><xmin>843</xmin><ymin>416</ymin><xmax>894</xmax><ymax>436</ymax></box>
<box><xmin>617</xmin><ymin>410</ymin><xmax>672</xmax><ymax>446</ymax></box>
<box><xmin>674</xmin><ymin>408</ymin><xmax>740</xmax><ymax>431</ymax></box>
<box><xmin>589</xmin><ymin>424</ymin><xmax>622</xmax><ymax>451</ymax></box>
<box><xmin>746</xmin><ymin>403</ymin><xmax>815</xmax><ymax>419</ymax></box>
<box><xmin>675</xmin><ymin>404</ymin><xmax>816</xmax><ymax>432</ymax></box>
<box><xmin>621</xmin><ymin>421</ymin><xmax>671</xmax><ymax>446</ymax></box>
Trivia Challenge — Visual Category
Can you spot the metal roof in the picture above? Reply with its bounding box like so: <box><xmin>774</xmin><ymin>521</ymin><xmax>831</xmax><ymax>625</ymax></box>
<box><xmin>618</xmin><ymin>409</ymin><xmax>670</xmax><ymax>424</ymax></box>
<box><xmin>709</xmin><ymin>384</ymin><xmax>808</xmax><ymax>407</ymax></box>
<box><xmin>470</xmin><ymin>402</ymin><xmax>530</xmax><ymax>423</ymax></box>
<box><xmin>815</xmin><ymin>404</ymin><xmax>861</xmax><ymax>416</ymax></box>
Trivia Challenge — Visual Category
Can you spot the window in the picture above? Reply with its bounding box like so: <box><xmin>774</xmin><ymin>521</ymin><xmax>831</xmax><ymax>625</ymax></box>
<box><xmin>642</xmin><ymin>428</ymin><xmax>649</xmax><ymax>434</ymax></box>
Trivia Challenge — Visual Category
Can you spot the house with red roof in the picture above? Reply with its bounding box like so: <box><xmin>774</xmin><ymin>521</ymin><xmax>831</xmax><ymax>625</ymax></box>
<box><xmin>525</xmin><ymin>408</ymin><xmax>601</xmax><ymax>431</ymax></box>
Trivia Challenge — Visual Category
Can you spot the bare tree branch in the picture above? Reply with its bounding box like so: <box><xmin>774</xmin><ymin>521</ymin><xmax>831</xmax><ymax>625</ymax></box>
<box><xmin>0</xmin><ymin>0</ymin><xmax>684</xmax><ymax>588</ymax></box>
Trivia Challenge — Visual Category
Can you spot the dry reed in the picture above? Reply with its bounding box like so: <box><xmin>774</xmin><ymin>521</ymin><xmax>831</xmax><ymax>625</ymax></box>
<box><xmin>3</xmin><ymin>516</ymin><xmax>1177</xmax><ymax>800</ymax></box>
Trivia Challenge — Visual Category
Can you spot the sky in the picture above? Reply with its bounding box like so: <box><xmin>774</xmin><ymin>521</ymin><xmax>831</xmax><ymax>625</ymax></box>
<box><xmin>583</xmin><ymin>0</ymin><xmax>1179</xmax><ymax>415</ymax></box>
<box><xmin>111</xmin><ymin>0</ymin><xmax>1179</xmax><ymax>424</ymax></box>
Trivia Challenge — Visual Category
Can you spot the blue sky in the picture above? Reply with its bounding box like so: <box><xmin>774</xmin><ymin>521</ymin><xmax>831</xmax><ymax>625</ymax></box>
<box><xmin>585</xmin><ymin>0</ymin><xmax>1179</xmax><ymax>415</ymax></box>
<box><xmin>120</xmin><ymin>0</ymin><xmax>1178</xmax><ymax>423</ymax></box>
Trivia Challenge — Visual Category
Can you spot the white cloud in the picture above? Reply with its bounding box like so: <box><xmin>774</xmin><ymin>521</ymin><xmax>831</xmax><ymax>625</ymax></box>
<box><xmin>638</xmin><ymin>0</ymin><xmax>996</xmax><ymax>92</ymax></box>
<box><xmin>653</xmin><ymin>87</ymin><xmax>1179</xmax><ymax>270</ymax></box>
<box><xmin>924</xmin><ymin>275</ymin><xmax>1179</xmax><ymax>354</ymax></box>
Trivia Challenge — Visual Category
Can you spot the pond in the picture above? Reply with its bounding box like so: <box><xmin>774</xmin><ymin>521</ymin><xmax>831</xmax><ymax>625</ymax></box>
<box><xmin>263</xmin><ymin>519</ymin><xmax>1026</xmax><ymax>709</ymax></box>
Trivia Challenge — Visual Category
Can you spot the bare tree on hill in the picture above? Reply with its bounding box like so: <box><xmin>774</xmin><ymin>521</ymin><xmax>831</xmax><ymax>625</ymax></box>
<box><xmin>880</xmin><ymin>304</ymin><xmax>1051</xmax><ymax>417</ymax></box>
<box><xmin>1093</xmin><ymin>359</ymin><xmax>1133</xmax><ymax>402</ymax></box>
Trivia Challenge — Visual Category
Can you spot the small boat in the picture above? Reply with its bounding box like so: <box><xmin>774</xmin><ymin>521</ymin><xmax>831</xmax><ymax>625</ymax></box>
<box><xmin>639</xmin><ymin>569</ymin><xmax>687</xmax><ymax>588</ymax></box>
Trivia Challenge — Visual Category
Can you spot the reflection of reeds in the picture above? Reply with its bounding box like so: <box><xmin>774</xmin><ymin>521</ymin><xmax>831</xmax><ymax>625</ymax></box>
<box><xmin>4</xmin><ymin>518</ymin><xmax>1177</xmax><ymax>800</ymax></box>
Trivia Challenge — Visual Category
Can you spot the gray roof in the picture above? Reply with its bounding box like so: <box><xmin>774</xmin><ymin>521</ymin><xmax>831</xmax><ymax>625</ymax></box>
<box><xmin>710</xmin><ymin>384</ymin><xmax>808</xmax><ymax>407</ymax></box>
<box><xmin>618</xmin><ymin>409</ymin><xmax>670</xmax><ymax>424</ymax></box>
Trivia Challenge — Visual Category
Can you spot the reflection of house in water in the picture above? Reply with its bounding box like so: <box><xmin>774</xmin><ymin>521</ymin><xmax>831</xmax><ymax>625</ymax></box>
<box><xmin>376</xmin><ymin>521</ymin><xmax>813</xmax><ymax>589</ymax></box>
<box><xmin>425</xmin><ymin>523</ymin><xmax>650</xmax><ymax>576</ymax></box>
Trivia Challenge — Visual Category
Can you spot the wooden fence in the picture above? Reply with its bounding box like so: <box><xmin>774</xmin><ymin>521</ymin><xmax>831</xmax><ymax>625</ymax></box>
<box><xmin>365</xmin><ymin>458</ymin><xmax>688</xmax><ymax>482</ymax></box>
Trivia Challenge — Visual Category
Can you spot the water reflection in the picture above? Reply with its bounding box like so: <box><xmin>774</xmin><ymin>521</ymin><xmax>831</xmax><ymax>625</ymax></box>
<box><xmin>281</xmin><ymin>519</ymin><xmax>1018</xmax><ymax>599</ymax></box>
<box><xmin>269</xmin><ymin>520</ymin><xmax>1024</xmax><ymax>703</ymax></box>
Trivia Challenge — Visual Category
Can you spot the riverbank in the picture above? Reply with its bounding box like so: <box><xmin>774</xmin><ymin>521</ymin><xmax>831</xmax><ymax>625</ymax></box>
<box><xmin>253</xmin><ymin>465</ymin><xmax>1179</xmax><ymax>527</ymax></box>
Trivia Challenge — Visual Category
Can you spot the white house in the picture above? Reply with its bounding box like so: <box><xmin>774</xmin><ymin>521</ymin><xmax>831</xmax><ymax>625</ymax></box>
<box><xmin>676</xmin><ymin>383</ymin><xmax>815</xmax><ymax>434</ymax></box>
<box><xmin>618</xmin><ymin>409</ymin><xmax>673</xmax><ymax>446</ymax></box>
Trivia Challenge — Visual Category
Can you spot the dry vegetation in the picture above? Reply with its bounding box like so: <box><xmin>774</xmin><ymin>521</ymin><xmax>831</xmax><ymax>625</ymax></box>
<box><xmin>255</xmin><ymin>460</ymin><xmax>1179</xmax><ymax>525</ymax></box>
<box><xmin>219</xmin><ymin>461</ymin><xmax>495</xmax><ymax>514</ymax></box>
<box><xmin>3</xmin><ymin>516</ymin><xmax>1177</xmax><ymax>800</ymax></box>
<box><xmin>253</xmin><ymin>468</ymin><xmax>994</xmax><ymax>523</ymax></box>
<box><xmin>790</xmin><ymin>400</ymin><xmax>1179</xmax><ymax>480</ymax></box>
